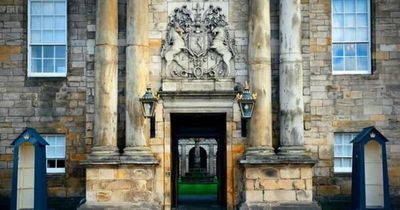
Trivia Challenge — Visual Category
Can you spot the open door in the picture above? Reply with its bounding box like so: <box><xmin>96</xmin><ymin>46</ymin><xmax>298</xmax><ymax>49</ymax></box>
<box><xmin>17</xmin><ymin>142</ymin><xmax>35</xmax><ymax>209</ymax></box>
<box><xmin>364</xmin><ymin>140</ymin><xmax>384</xmax><ymax>208</ymax></box>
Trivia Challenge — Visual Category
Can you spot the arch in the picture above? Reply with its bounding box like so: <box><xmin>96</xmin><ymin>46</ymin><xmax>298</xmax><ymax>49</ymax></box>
<box><xmin>188</xmin><ymin>146</ymin><xmax>207</xmax><ymax>170</ymax></box>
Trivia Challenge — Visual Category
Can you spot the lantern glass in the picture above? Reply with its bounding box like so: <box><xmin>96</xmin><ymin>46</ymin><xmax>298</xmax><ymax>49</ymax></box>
<box><xmin>239</xmin><ymin>101</ymin><xmax>254</xmax><ymax>118</ymax></box>
<box><xmin>140</xmin><ymin>87</ymin><xmax>158</xmax><ymax>118</ymax></box>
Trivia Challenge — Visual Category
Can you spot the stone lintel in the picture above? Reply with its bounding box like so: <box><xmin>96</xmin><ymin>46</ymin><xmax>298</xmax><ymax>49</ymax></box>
<box><xmin>239</xmin><ymin>154</ymin><xmax>317</xmax><ymax>166</ymax></box>
<box><xmin>158</xmin><ymin>90</ymin><xmax>237</xmax><ymax>100</ymax></box>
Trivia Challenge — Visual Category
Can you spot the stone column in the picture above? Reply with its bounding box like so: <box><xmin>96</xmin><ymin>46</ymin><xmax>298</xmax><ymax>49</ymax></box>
<box><xmin>123</xmin><ymin>0</ymin><xmax>156</xmax><ymax>162</ymax></box>
<box><xmin>247</xmin><ymin>0</ymin><xmax>274</xmax><ymax>156</ymax></box>
<box><xmin>278</xmin><ymin>0</ymin><xmax>305</xmax><ymax>155</ymax></box>
<box><xmin>90</xmin><ymin>0</ymin><xmax>119</xmax><ymax>159</ymax></box>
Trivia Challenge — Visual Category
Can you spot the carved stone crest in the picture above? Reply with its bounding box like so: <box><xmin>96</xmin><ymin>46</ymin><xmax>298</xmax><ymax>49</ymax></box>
<box><xmin>161</xmin><ymin>3</ymin><xmax>236</xmax><ymax>79</ymax></box>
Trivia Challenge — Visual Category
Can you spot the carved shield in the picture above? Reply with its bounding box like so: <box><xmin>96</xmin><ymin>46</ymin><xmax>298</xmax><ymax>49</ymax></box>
<box><xmin>188</xmin><ymin>32</ymin><xmax>208</xmax><ymax>57</ymax></box>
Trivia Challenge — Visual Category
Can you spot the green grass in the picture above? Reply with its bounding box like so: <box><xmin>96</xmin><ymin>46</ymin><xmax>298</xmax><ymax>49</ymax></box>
<box><xmin>178</xmin><ymin>182</ymin><xmax>219</xmax><ymax>195</ymax></box>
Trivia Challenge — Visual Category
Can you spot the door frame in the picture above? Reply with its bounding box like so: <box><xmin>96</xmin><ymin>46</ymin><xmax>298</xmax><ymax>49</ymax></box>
<box><xmin>170</xmin><ymin>113</ymin><xmax>227</xmax><ymax>208</ymax></box>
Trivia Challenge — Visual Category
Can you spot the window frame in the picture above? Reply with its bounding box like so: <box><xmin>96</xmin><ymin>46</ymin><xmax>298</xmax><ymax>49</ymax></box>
<box><xmin>334</xmin><ymin>132</ymin><xmax>358</xmax><ymax>173</ymax></box>
<box><xmin>43</xmin><ymin>134</ymin><xmax>66</xmax><ymax>174</ymax></box>
<box><xmin>331</xmin><ymin>0</ymin><xmax>372</xmax><ymax>75</ymax></box>
<box><xmin>27</xmin><ymin>0</ymin><xmax>68</xmax><ymax>77</ymax></box>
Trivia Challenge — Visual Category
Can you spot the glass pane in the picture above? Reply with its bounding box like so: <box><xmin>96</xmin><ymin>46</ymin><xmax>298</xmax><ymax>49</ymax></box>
<box><xmin>335</xmin><ymin>134</ymin><xmax>342</xmax><ymax>144</ymax></box>
<box><xmin>333</xmin><ymin>0</ymin><xmax>344</xmax><ymax>13</ymax></box>
<box><xmin>57</xmin><ymin>160</ymin><xmax>65</xmax><ymax>168</ymax></box>
<box><xmin>55</xmin><ymin>2</ymin><xmax>66</xmax><ymax>15</ymax></box>
<box><xmin>55</xmin><ymin>46</ymin><xmax>66</xmax><ymax>58</ymax></box>
<box><xmin>334</xmin><ymin>145</ymin><xmax>341</xmax><ymax>156</ymax></box>
<box><xmin>48</xmin><ymin>159</ymin><xmax>56</xmax><ymax>168</ymax></box>
<box><xmin>344</xmin><ymin>14</ymin><xmax>355</xmax><ymax>27</ymax></box>
<box><xmin>344</xmin><ymin>28</ymin><xmax>356</xmax><ymax>41</ymax></box>
<box><xmin>344</xmin><ymin>145</ymin><xmax>352</xmax><ymax>156</ymax></box>
<box><xmin>357</xmin><ymin>57</ymin><xmax>368</xmax><ymax>71</ymax></box>
<box><xmin>356</xmin><ymin>28</ymin><xmax>368</xmax><ymax>41</ymax></box>
<box><xmin>357</xmin><ymin>44</ymin><xmax>368</xmax><ymax>56</ymax></box>
<box><xmin>43</xmin><ymin>16</ymin><xmax>54</xmax><ymax>29</ymax></box>
<box><xmin>345</xmin><ymin>44</ymin><xmax>356</xmax><ymax>56</ymax></box>
<box><xmin>55</xmin><ymin>17</ymin><xmax>65</xmax><ymax>29</ymax></box>
<box><xmin>334</xmin><ymin>158</ymin><xmax>341</xmax><ymax>167</ymax></box>
<box><xmin>343</xmin><ymin>158</ymin><xmax>352</xmax><ymax>167</ymax></box>
<box><xmin>356</xmin><ymin>14</ymin><xmax>368</xmax><ymax>27</ymax></box>
<box><xmin>31</xmin><ymin>30</ymin><xmax>41</xmax><ymax>43</ymax></box>
<box><xmin>43</xmin><ymin>30</ymin><xmax>54</xmax><ymax>42</ymax></box>
<box><xmin>43</xmin><ymin>46</ymin><xmax>54</xmax><ymax>58</ymax></box>
<box><xmin>46</xmin><ymin>137</ymin><xmax>56</xmax><ymax>145</ymax></box>
<box><xmin>47</xmin><ymin>147</ymin><xmax>55</xmax><ymax>156</ymax></box>
<box><xmin>43</xmin><ymin>2</ymin><xmax>54</xmax><ymax>15</ymax></box>
<box><xmin>43</xmin><ymin>59</ymin><xmax>55</xmax><ymax>72</ymax></box>
<box><xmin>56</xmin><ymin>136</ymin><xmax>64</xmax><ymax>145</ymax></box>
<box><xmin>31</xmin><ymin>16</ymin><xmax>41</xmax><ymax>29</ymax></box>
<box><xmin>55</xmin><ymin>59</ymin><xmax>66</xmax><ymax>73</ymax></box>
<box><xmin>31</xmin><ymin>2</ymin><xmax>41</xmax><ymax>15</ymax></box>
<box><xmin>333</xmin><ymin>57</ymin><xmax>344</xmax><ymax>71</ymax></box>
<box><xmin>55</xmin><ymin>147</ymin><xmax>64</xmax><ymax>156</ymax></box>
<box><xmin>357</xmin><ymin>0</ymin><xmax>367</xmax><ymax>12</ymax></box>
<box><xmin>333</xmin><ymin>44</ymin><xmax>344</xmax><ymax>56</ymax></box>
<box><xmin>332</xmin><ymin>28</ymin><xmax>344</xmax><ymax>41</ymax></box>
<box><xmin>333</xmin><ymin>15</ymin><xmax>344</xmax><ymax>27</ymax></box>
<box><xmin>55</xmin><ymin>30</ymin><xmax>65</xmax><ymax>43</ymax></box>
<box><xmin>345</xmin><ymin>57</ymin><xmax>356</xmax><ymax>70</ymax></box>
<box><xmin>31</xmin><ymin>46</ymin><xmax>42</xmax><ymax>58</ymax></box>
<box><xmin>344</xmin><ymin>0</ymin><xmax>355</xmax><ymax>13</ymax></box>
<box><xmin>31</xmin><ymin>59</ymin><xmax>42</xmax><ymax>72</ymax></box>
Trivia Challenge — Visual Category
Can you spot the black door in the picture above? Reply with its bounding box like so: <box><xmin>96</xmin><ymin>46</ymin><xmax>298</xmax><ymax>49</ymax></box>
<box><xmin>171</xmin><ymin>113</ymin><xmax>227</xmax><ymax>209</ymax></box>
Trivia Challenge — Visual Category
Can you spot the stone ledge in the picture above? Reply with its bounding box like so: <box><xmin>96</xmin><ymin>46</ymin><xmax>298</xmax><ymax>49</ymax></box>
<box><xmin>78</xmin><ymin>201</ymin><xmax>161</xmax><ymax>210</ymax></box>
<box><xmin>239</xmin><ymin>202</ymin><xmax>321</xmax><ymax>210</ymax></box>
<box><xmin>239</xmin><ymin>154</ymin><xmax>317</xmax><ymax>166</ymax></box>
<box><xmin>82</xmin><ymin>155</ymin><xmax>159</xmax><ymax>167</ymax></box>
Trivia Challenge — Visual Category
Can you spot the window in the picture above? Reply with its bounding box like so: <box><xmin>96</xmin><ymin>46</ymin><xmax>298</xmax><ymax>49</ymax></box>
<box><xmin>28</xmin><ymin>0</ymin><xmax>67</xmax><ymax>77</ymax></box>
<box><xmin>332</xmin><ymin>0</ymin><xmax>371</xmax><ymax>74</ymax></box>
<box><xmin>43</xmin><ymin>134</ymin><xmax>66</xmax><ymax>173</ymax></box>
<box><xmin>334</xmin><ymin>133</ymin><xmax>358</xmax><ymax>173</ymax></box>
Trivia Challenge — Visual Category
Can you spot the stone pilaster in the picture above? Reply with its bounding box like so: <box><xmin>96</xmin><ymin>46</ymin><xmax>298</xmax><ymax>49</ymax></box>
<box><xmin>89</xmin><ymin>0</ymin><xmax>119</xmax><ymax>160</ymax></box>
<box><xmin>278</xmin><ymin>0</ymin><xmax>305</xmax><ymax>155</ymax></box>
<box><xmin>246</xmin><ymin>0</ymin><xmax>274</xmax><ymax>156</ymax></box>
<box><xmin>123</xmin><ymin>0</ymin><xmax>157</xmax><ymax>163</ymax></box>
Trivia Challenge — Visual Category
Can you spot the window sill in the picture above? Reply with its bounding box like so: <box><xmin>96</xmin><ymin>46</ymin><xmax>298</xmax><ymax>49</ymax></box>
<box><xmin>332</xmin><ymin>71</ymin><xmax>371</xmax><ymax>75</ymax></box>
<box><xmin>28</xmin><ymin>72</ymin><xmax>67</xmax><ymax>77</ymax></box>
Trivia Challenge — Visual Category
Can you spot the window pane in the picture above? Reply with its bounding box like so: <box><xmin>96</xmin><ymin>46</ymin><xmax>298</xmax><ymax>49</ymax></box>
<box><xmin>31</xmin><ymin>30</ymin><xmax>41</xmax><ymax>43</ymax></box>
<box><xmin>334</xmin><ymin>158</ymin><xmax>341</xmax><ymax>166</ymax></box>
<box><xmin>55</xmin><ymin>30</ymin><xmax>65</xmax><ymax>43</ymax></box>
<box><xmin>55</xmin><ymin>17</ymin><xmax>65</xmax><ymax>29</ymax></box>
<box><xmin>55</xmin><ymin>147</ymin><xmax>64</xmax><ymax>156</ymax></box>
<box><xmin>357</xmin><ymin>0</ymin><xmax>367</xmax><ymax>12</ymax></box>
<box><xmin>43</xmin><ymin>2</ymin><xmax>54</xmax><ymax>15</ymax></box>
<box><xmin>57</xmin><ymin>160</ymin><xmax>65</xmax><ymax>168</ymax></box>
<box><xmin>31</xmin><ymin>46</ymin><xmax>42</xmax><ymax>58</ymax></box>
<box><xmin>333</xmin><ymin>15</ymin><xmax>344</xmax><ymax>27</ymax></box>
<box><xmin>43</xmin><ymin>46</ymin><xmax>54</xmax><ymax>58</ymax></box>
<box><xmin>344</xmin><ymin>28</ymin><xmax>356</xmax><ymax>41</ymax></box>
<box><xmin>344</xmin><ymin>14</ymin><xmax>355</xmax><ymax>27</ymax></box>
<box><xmin>43</xmin><ymin>30</ymin><xmax>54</xmax><ymax>42</ymax></box>
<box><xmin>31</xmin><ymin>2</ymin><xmax>41</xmax><ymax>15</ymax></box>
<box><xmin>344</xmin><ymin>145</ymin><xmax>352</xmax><ymax>156</ymax></box>
<box><xmin>55</xmin><ymin>59</ymin><xmax>66</xmax><ymax>73</ymax></box>
<box><xmin>332</xmin><ymin>28</ymin><xmax>344</xmax><ymax>41</ymax></box>
<box><xmin>31</xmin><ymin>16</ymin><xmax>41</xmax><ymax>29</ymax></box>
<box><xmin>43</xmin><ymin>59</ymin><xmax>55</xmax><ymax>72</ymax></box>
<box><xmin>55</xmin><ymin>2</ymin><xmax>66</xmax><ymax>15</ymax></box>
<box><xmin>345</xmin><ymin>44</ymin><xmax>356</xmax><ymax>56</ymax></box>
<box><xmin>356</xmin><ymin>28</ymin><xmax>368</xmax><ymax>41</ymax></box>
<box><xmin>345</xmin><ymin>57</ymin><xmax>356</xmax><ymax>70</ymax></box>
<box><xmin>48</xmin><ymin>159</ymin><xmax>56</xmax><ymax>168</ymax></box>
<box><xmin>344</xmin><ymin>0</ymin><xmax>355</xmax><ymax>13</ymax></box>
<box><xmin>46</xmin><ymin>146</ymin><xmax>55</xmax><ymax>156</ymax></box>
<box><xmin>55</xmin><ymin>46</ymin><xmax>66</xmax><ymax>58</ymax></box>
<box><xmin>333</xmin><ymin>57</ymin><xmax>344</xmax><ymax>71</ymax></box>
<box><xmin>357</xmin><ymin>57</ymin><xmax>368</xmax><ymax>70</ymax></box>
<box><xmin>356</xmin><ymin>44</ymin><xmax>368</xmax><ymax>56</ymax></box>
<box><xmin>343</xmin><ymin>158</ymin><xmax>352</xmax><ymax>167</ymax></box>
<box><xmin>43</xmin><ymin>16</ymin><xmax>54</xmax><ymax>29</ymax></box>
<box><xmin>333</xmin><ymin>0</ymin><xmax>344</xmax><ymax>13</ymax></box>
<box><xmin>356</xmin><ymin>14</ymin><xmax>368</xmax><ymax>27</ymax></box>
<box><xmin>333</xmin><ymin>44</ymin><xmax>344</xmax><ymax>56</ymax></box>
<box><xmin>31</xmin><ymin>59</ymin><xmax>42</xmax><ymax>72</ymax></box>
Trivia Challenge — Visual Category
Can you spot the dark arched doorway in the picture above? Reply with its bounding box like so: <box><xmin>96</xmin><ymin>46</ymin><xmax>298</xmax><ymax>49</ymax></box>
<box><xmin>188</xmin><ymin>146</ymin><xmax>207</xmax><ymax>170</ymax></box>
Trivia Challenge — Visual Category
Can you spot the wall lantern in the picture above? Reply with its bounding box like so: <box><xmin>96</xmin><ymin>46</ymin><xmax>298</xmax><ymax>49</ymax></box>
<box><xmin>10</xmin><ymin>128</ymin><xmax>49</xmax><ymax>210</ymax></box>
<box><xmin>236</xmin><ymin>82</ymin><xmax>257</xmax><ymax>119</ymax></box>
<box><xmin>140</xmin><ymin>87</ymin><xmax>158</xmax><ymax>118</ymax></box>
<box><xmin>351</xmin><ymin>126</ymin><xmax>391</xmax><ymax>210</ymax></box>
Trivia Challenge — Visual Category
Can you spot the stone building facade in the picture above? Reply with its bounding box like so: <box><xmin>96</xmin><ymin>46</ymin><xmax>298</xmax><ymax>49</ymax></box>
<box><xmin>0</xmin><ymin>0</ymin><xmax>399</xmax><ymax>209</ymax></box>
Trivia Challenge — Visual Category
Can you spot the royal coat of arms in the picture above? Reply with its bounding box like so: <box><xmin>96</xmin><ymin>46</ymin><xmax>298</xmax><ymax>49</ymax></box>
<box><xmin>161</xmin><ymin>3</ymin><xmax>236</xmax><ymax>79</ymax></box>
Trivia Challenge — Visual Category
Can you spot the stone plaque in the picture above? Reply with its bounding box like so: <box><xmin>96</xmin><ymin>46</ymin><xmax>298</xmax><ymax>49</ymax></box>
<box><xmin>161</xmin><ymin>3</ymin><xmax>236</xmax><ymax>79</ymax></box>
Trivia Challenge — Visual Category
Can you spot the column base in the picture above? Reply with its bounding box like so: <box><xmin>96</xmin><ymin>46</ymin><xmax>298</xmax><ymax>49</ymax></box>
<box><xmin>121</xmin><ymin>146</ymin><xmax>159</xmax><ymax>164</ymax></box>
<box><xmin>86</xmin><ymin>146</ymin><xmax>120</xmax><ymax>164</ymax></box>
<box><xmin>278</xmin><ymin>145</ymin><xmax>306</xmax><ymax>156</ymax></box>
<box><xmin>244</xmin><ymin>146</ymin><xmax>275</xmax><ymax>156</ymax></box>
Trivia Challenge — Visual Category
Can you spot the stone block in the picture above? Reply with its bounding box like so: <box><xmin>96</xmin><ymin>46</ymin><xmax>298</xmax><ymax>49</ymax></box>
<box><xmin>98</xmin><ymin>169</ymin><xmax>115</xmax><ymax>180</ymax></box>
<box><xmin>264</xmin><ymin>190</ymin><xmax>296</xmax><ymax>202</ymax></box>
<box><xmin>296</xmin><ymin>190</ymin><xmax>313</xmax><ymax>201</ymax></box>
<box><xmin>96</xmin><ymin>191</ymin><xmax>111</xmax><ymax>202</ymax></box>
<box><xmin>316</xmin><ymin>185</ymin><xmax>340</xmax><ymax>196</ymax></box>
<box><xmin>280</xmin><ymin>168</ymin><xmax>300</xmax><ymax>179</ymax></box>
<box><xmin>246</xmin><ymin>190</ymin><xmax>263</xmax><ymax>202</ymax></box>
<box><xmin>86</xmin><ymin>168</ymin><xmax>99</xmax><ymax>180</ymax></box>
<box><xmin>301</xmin><ymin>167</ymin><xmax>313</xmax><ymax>179</ymax></box>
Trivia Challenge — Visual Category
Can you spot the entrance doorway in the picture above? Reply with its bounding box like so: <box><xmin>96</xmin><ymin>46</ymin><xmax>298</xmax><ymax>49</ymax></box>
<box><xmin>171</xmin><ymin>113</ymin><xmax>227</xmax><ymax>210</ymax></box>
